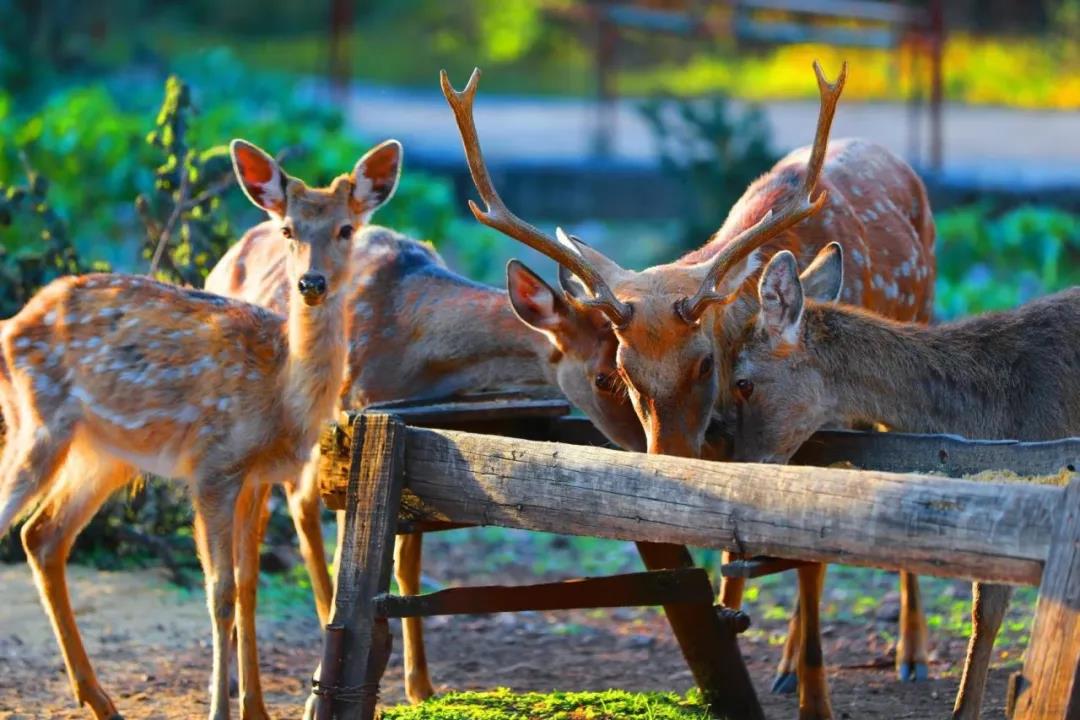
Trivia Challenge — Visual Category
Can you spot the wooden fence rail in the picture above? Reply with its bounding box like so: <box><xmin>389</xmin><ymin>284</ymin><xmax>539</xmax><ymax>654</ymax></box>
<box><xmin>313</xmin><ymin>411</ymin><xmax>1080</xmax><ymax>719</ymax></box>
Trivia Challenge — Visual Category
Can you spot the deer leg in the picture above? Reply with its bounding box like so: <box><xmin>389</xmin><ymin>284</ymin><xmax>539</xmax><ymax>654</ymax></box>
<box><xmin>951</xmin><ymin>582</ymin><xmax>1011</xmax><ymax>720</ymax></box>
<box><xmin>233</xmin><ymin>481</ymin><xmax>271</xmax><ymax>720</ymax></box>
<box><xmin>193</xmin><ymin>475</ymin><xmax>242</xmax><ymax>720</ymax></box>
<box><xmin>797</xmin><ymin>563</ymin><xmax>832</xmax><ymax>720</ymax></box>
<box><xmin>896</xmin><ymin>571</ymin><xmax>930</xmax><ymax>681</ymax></box>
<box><xmin>395</xmin><ymin>532</ymin><xmax>434</xmax><ymax>703</ymax></box>
<box><xmin>773</xmin><ymin>598</ymin><xmax>801</xmax><ymax>694</ymax></box>
<box><xmin>21</xmin><ymin>450</ymin><xmax>130</xmax><ymax>720</ymax></box>
<box><xmin>718</xmin><ymin>550</ymin><xmax>746</xmax><ymax>609</ymax></box>
<box><xmin>285</xmin><ymin>459</ymin><xmax>333</xmax><ymax>625</ymax></box>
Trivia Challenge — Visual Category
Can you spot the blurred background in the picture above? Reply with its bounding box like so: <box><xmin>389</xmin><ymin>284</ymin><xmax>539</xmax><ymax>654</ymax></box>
<box><xmin>0</xmin><ymin>5</ymin><xmax>1077</xmax><ymax>706</ymax></box>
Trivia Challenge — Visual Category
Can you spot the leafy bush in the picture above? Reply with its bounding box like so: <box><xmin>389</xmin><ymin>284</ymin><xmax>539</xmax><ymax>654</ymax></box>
<box><xmin>935</xmin><ymin>205</ymin><xmax>1080</xmax><ymax>319</ymax></box>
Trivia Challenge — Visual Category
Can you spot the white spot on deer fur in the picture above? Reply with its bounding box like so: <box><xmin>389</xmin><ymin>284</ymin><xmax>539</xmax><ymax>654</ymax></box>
<box><xmin>216</xmin><ymin>398</ymin><xmax>231</xmax><ymax>412</ymax></box>
<box><xmin>851</xmin><ymin>249</ymin><xmax>865</xmax><ymax>266</ymax></box>
<box><xmin>225</xmin><ymin>365</ymin><xmax>243</xmax><ymax>379</ymax></box>
<box><xmin>862</xmin><ymin>209</ymin><xmax>878</xmax><ymax>222</ymax></box>
<box><xmin>43</xmin><ymin>311</ymin><xmax>56</xmax><ymax>324</ymax></box>
<box><xmin>246</xmin><ymin>371</ymin><xmax>261</xmax><ymax>382</ymax></box>
<box><xmin>871</xmin><ymin>274</ymin><xmax>885</xmax><ymax>289</ymax></box>
<box><xmin>874</xmin><ymin>200</ymin><xmax>887</xmax><ymax>215</ymax></box>
<box><xmin>851</xmin><ymin>185</ymin><xmax>863</xmax><ymax>198</ymax></box>
<box><xmin>884</xmin><ymin>282</ymin><xmax>899</xmax><ymax>300</ymax></box>
<box><xmin>14</xmin><ymin>337</ymin><xmax>30</xmax><ymax>350</ymax></box>
<box><xmin>201</xmin><ymin>396</ymin><xmax>218</xmax><ymax>407</ymax></box>
<box><xmin>98</xmin><ymin>307</ymin><xmax>123</xmax><ymax>319</ymax></box>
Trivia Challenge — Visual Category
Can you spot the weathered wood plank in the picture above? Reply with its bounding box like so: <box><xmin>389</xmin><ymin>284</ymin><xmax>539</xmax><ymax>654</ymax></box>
<box><xmin>721</xmin><ymin>555</ymin><xmax>815</xmax><ymax>579</ymax></box>
<box><xmin>312</xmin><ymin>413</ymin><xmax>405</xmax><ymax>720</ymax></box>
<box><xmin>792</xmin><ymin>429</ymin><xmax>1080</xmax><ymax>478</ymax></box>
<box><xmin>1011</xmin><ymin>478</ymin><xmax>1080</xmax><ymax>719</ymax></box>
<box><xmin>634</xmin><ymin>541</ymin><xmax>765</xmax><ymax>719</ymax></box>
<box><xmin>373</xmin><ymin>569</ymin><xmax>714</xmax><ymax>617</ymax></box>
<box><xmin>398</xmin><ymin>427</ymin><xmax>1063</xmax><ymax>585</ymax></box>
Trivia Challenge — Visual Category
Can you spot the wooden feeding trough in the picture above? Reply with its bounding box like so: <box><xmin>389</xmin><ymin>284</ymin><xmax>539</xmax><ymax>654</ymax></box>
<box><xmin>304</xmin><ymin>395</ymin><xmax>1080</xmax><ymax>720</ymax></box>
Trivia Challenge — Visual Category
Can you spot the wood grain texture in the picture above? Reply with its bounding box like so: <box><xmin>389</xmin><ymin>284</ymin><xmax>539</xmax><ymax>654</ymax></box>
<box><xmin>373</xmin><ymin>568</ymin><xmax>714</xmax><ymax>617</ymax></box>
<box><xmin>397</xmin><ymin>427</ymin><xmax>1063</xmax><ymax>585</ymax></box>
<box><xmin>1012</xmin><ymin>478</ymin><xmax>1080</xmax><ymax>719</ymax></box>
<box><xmin>314</xmin><ymin>413</ymin><xmax>405</xmax><ymax>720</ymax></box>
<box><xmin>793</xmin><ymin>429</ymin><xmax>1080</xmax><ymax>477</ymax></box>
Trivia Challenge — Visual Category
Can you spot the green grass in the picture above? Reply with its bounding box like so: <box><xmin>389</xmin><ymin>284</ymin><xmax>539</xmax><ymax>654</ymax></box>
<box><xmin>381</xmin><ymin>689</ymin><xmax>710</xmax><ymax>720</ymax></box>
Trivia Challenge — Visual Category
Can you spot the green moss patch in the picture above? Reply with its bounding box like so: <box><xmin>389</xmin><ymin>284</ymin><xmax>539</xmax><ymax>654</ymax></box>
<box><xmin>381</xmin><ymin>689</ymin><xmax>710</xmax><ymax>720</ymax></box>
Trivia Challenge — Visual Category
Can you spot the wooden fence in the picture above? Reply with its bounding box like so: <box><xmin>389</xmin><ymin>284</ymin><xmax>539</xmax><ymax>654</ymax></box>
<box><xmin>308</xmin><ymin>407</ymin><xmax>1080</xmax><ymax>720</ymax></box>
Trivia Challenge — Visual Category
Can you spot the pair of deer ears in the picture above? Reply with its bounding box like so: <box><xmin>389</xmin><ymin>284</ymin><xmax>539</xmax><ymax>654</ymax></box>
<box><xmin>758</xmin><ymin>242</ymin><xmax>844</xmax><ymax>345</ymax></box>
<box><xmin>229</xmin><ymin>138</ymin><xmax>403</xmax><ymax>219</ymax></box>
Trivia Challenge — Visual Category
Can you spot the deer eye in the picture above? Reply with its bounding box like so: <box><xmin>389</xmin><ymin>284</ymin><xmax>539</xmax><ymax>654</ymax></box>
<box><xmin>698</xmin><ymin>354</ymin><xmax>714</xmax><ymax>379</ymax></box>
<box><xmin>339</xmin><ymin>224</ymin><xmax>354</xmax><ymax>240</ymax></box>
<box><xmin>281</xmin><ymin>226</ymin><xmax>293</xmax><ymax>239</ymax></box>
<box><xmin>734</xmin><ymin>379</ymin><xmax>754</xmax><ymax>401</ymax></box>
<box><xmin>594</xmin><ymin>372</ymin><xmax>618</xmax><ymax>393</ymax></box>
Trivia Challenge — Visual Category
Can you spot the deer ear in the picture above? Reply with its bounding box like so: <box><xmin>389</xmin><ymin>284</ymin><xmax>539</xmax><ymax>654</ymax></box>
<box><xmin>351</xmin><ymin>139</ymin><xmax>403</xmax><ymax>219</ymax></box>
<box><xmin>231</xmin><ymin>139</ymin><xmax>288</xmax><ymax>217</ymax></box>
<box><xmin>758</xmin><ymin>250</ymin><xmax>804</xmax><ymax>346</ymax></box>
<box><xmin>507</xmin><ymin>260</ymin><xmax>567</xmax><ymax>336</ymax></box>
<box><xmin>557</xmin><ymin>264</ymin><xmax>590</xmax><ymax>302</ymax></box>
<box><xmin>800</xmin><ymin>242</ymin><xmax>844</xmax><ymax>303</ymax></box>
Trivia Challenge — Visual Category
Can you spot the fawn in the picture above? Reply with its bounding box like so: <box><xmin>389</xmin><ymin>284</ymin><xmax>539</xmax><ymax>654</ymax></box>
<box><xmin>206</xmin><ymin>222</ymin><xmax>643</xmax><ymax>704</ymax></box>
<box><xmin>0</xmin><ymin>138</ymin><xmax>402</xmax><ymax>720</ymax></box>
<box><xmin>724</xmin><ymin>244</ymin><xmax>1080</xmax><ymax>719</ymax></box>
<box><xmin>442</xmin><ymin>63</ymin><xmax>936</xmax><ymax>718</ymax></box>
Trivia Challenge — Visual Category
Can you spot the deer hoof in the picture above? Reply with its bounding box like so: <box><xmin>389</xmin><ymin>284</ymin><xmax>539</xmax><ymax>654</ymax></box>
<box><xmin>897</xmin><ymin>661</ymin><xmax>929</xmax><ymax>682</ymax></box>
<box><xmin>771</xmin><ymin>671</ymin><xmax>798</xmax><ymax>694</ymax></box>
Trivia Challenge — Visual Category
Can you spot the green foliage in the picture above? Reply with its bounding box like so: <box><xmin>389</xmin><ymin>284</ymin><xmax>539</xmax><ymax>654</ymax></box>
<box><xmin>639</xmin><ymin>95</ymin><xmax>778</xmax><ymax>252</ymax></box>
<box><xmin>0</xmin><ymin>152</ymin><xmax>107</xmax><ymax>317</ymax></box>
<box><xmin>935</xmin><ymin>205</ymin><xmax>1080</xmax><ymax>319</ymax></box>
<box><xmin>382</xmin><ymin>689</ymin><xmax>710</xmax><ymax>720</ymax></box>
<box><xmin>136</xmin><ymin>74</ymin><xmax>235</xmax><ymax>285</ymax></box>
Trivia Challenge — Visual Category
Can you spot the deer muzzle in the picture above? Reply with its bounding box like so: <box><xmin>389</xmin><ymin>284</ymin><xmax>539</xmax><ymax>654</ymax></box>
<box><xmin>298</xmin><ymin>272</ymin><xmax>328</xmax><ymax>306</ymax></box>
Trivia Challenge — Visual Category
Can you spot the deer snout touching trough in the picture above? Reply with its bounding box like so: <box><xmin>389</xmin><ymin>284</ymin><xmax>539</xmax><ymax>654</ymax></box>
<box><xmin>443</xmin><ymin>62</ymin><xmax>937</xmax><ymax>719</ymax></box>
<box><xmin>0</xmin><ymin>137</ymin><xmax>402</xmax><ymax>720</ymax></box>
<box><xmin>723</xmin><ymin>247</ymin><xmax>1080</xmax><ymax>718</ymax></box>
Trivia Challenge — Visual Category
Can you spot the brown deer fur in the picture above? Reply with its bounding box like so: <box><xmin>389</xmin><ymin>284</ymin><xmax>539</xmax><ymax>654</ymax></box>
<box><xmin>0</xmin><ymin>138</ymin><xmax>402</xmax><ymax>720</ymax></box>
<box><xmin>727</xmin><ymin>247</ymin><xmax>1080</xmax><ymax>719</ymax></box>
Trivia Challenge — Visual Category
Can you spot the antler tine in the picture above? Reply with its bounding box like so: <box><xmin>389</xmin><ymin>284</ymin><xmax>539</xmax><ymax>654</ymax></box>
<box><xmin>677</xmin><ymin>61</ymin><xmax>845</xmax><ymax>324</ymax></box>
<box><xmin>440</xmin><ymin>68</ymin><xmax>632</xmax><ymax>326</ymax></box>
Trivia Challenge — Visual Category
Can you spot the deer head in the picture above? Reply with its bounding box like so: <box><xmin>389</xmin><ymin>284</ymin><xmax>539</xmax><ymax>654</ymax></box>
<box><xmin>442</xmin><ymin>64</ymin><xmax>844</xmax><ymax>457</ymax></box>
<box><xmin>230</xmin><ymin>138</ymin><xmax>402</xmax><ymax>308</ymax></box>
<box><xmin>725</xmin><ymin>243</ymin><xmax>846</xmax><ymax>463</ymax></box>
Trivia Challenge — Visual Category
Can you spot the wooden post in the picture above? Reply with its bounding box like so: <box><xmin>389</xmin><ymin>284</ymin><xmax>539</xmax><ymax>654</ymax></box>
<box><xmin>1011</xmin><ymin>477</ymin><xmax>1080</xmax><ymax>719</ymax></box>
<box><xmin>636</xmin><ymin>542</ymin><xmax>764</xmax><ymax>719</ymax></box>
<box><xmin>312</xmin><ymin>413</ymin><xmax>406</xmax><ymax>720</ymax></box>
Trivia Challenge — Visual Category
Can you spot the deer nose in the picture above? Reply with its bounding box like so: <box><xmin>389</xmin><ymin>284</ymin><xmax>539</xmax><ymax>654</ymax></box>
<box><xmin>298</xmin><ymin>273</ymin><xmax>327</xmax><ymax>303</ymax></box>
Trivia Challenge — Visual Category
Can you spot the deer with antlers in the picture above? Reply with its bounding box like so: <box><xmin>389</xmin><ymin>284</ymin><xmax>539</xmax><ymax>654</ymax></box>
<box><xmin>205</xmin><ymin>221</ymin><xmax>644</xmax><ymax>704</ymax></box>
<box><xmin>0</xmin><ymin>138</ymin><xmax>401</xmax><ymax>720</ymax></box>
<box><xmin>442</xmin><ymin>63</ymin><xmax>936</xmax><ymax>719</ymax></box>
<box><xmin>722</xmin><ymin>249</ymin><xmax>1080</xmax><ymax>719</ymax></box>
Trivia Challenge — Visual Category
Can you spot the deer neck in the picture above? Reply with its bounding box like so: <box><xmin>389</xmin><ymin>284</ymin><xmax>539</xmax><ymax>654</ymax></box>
<box><xmin>806</xmin><ymin>305</ymin><xmax>994</xmax><ymax>436</ymax></box>
<box><xmin>282</xmin><ymin>288</ymin><xmax>347</xmax><ymax>446</ymax></box>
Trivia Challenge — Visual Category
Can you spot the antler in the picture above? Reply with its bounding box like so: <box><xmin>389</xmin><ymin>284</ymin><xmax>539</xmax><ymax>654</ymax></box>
<box><xmin>677</xmin><ymin>60</ymin><xmax>847</xmax><ymax>325</ymax></box>
<box><xmin>440</xmin><ymin>68</ymin><xmax>633</xmax><ymax>327</ymax></box>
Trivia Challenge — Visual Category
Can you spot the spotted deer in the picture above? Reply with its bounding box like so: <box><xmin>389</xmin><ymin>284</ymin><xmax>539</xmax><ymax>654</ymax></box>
<box><xmin>0</xmin><ymin>138</ymin><xmax>401</xmax><ymax>720</ymax></box>
<box><xmin>442</xmin><ymin>63</ymin><xmax>936</xmax><ymax>719</ymax></box>
<box><xmin>205</xmin><ymin>222</ymin><xmax>643</xmax><ymax>704</ymax></box>
<box><xmin>724</xmin><ymin>248</ymin><xmax>1080</xmax><ymax>719</ymax></box>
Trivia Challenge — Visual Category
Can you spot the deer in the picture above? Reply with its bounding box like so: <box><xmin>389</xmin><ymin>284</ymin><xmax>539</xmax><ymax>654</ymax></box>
<box><xmin>441</xmin><ymin>63</ymin><xmax>936</xmax><ymax>720</ymax></box>
<box><xmin>722</xmin><ymin>246</ymin><xmax>1080</xmax><ymax>719</ymax></box>
<box><xmin>0</xmin><ymin>137</ymin><xmax>402</xmax><ymax>720</ymax></box>
<box><xmin>204</xmin><ymin>222</ymin><xmax>644</xmax><ymax>705</ymax></box>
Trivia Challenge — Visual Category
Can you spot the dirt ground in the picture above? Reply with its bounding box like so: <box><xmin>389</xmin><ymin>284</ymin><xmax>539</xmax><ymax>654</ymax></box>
<box><xmin>0</xmin><ymin>558</ymin><xmax>1014</xmax><ymax>720</ymax></box>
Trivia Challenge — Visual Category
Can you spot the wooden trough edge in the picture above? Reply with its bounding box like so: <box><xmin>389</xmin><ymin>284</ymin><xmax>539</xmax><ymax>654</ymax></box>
<box><xmin>318</xmin><ymin>415</ymin><xmax>1077</xmax><ymax>587</ymax></box>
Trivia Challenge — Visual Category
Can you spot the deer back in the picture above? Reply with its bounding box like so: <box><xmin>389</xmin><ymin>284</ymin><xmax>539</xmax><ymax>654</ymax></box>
<box><xmin>207</xmin><ymin>223</ymin><xmax>557</xmax><ymax>409</ymax></box>
<box><xmin>683</xmin><ymin>139</ymin><xmax>935</xmax><ymax>325</ymax></box>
